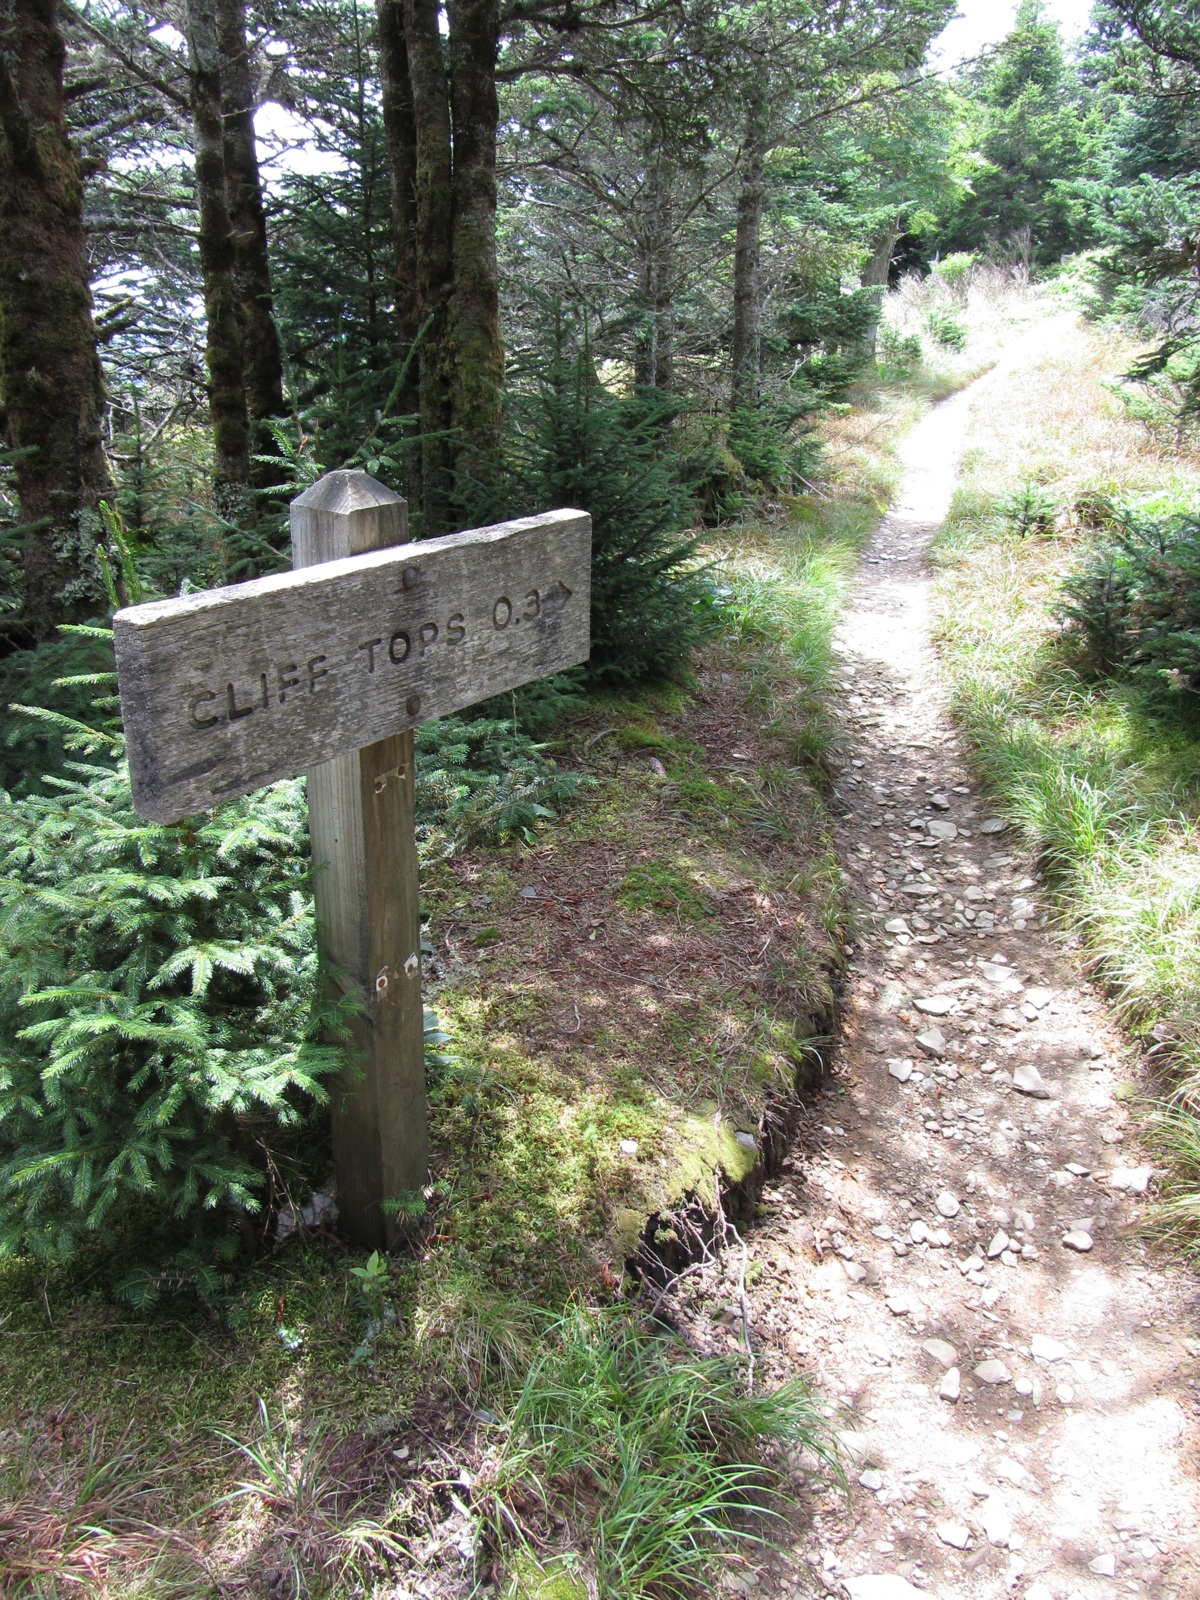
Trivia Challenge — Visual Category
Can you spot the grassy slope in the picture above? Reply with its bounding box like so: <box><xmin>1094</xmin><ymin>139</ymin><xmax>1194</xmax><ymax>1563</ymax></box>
<box><xmin>930</xmin><ymin>311</ymin><xmax>1200</xmax><ymax>1248</ymax></box>
<box><xmin>0</xmin><ymin>309</ymin><xmax>1013</xmax><ymax>1598</ymax></box>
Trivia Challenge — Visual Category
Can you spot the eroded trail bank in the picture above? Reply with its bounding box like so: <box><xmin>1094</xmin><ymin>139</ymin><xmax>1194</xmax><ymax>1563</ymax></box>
<box><xmin>736</xmin><ymin>337</ymin><xmax>1200</xmax><ymax>1600</ymax></box>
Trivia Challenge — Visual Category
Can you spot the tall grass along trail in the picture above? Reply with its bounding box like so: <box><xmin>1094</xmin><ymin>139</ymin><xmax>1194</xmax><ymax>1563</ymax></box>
<box><xmin>723</xmin><ymin>333</ymin><xmax>1200</xmax><ymax>1600</ymax></box>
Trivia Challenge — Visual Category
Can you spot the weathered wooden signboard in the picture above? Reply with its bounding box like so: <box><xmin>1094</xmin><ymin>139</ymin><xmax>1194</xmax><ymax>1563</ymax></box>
<box><xmin>114</xmin><ymin>470</ymin><xmax>591</xmax><ymax>1247</ymax></box>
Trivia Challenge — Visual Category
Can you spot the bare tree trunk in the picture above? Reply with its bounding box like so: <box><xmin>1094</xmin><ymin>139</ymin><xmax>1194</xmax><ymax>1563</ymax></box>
<box><xmin>730</xmin><ymin>88</ymin><xmax>767</xmax><ymax>412</ymax></box>
<box><xmin>859</xmin><ymin>218</ymin><xmax>899</xmax><ymax>359</ymax></box>
<box><xmin>215</xmin><ymin>0</ymin><xmax>285</xmax><ymax>488</ymax></box>
<box><xmin>185</xmin><ymin>0</ymin><xmax>252</xmax><ymax>530</ymax></box>
<box><xmin>446</xmin><ymin>0</ymin><xmax>503</xmax><ymax>477</ymax></box>
<box><xmin>0</xmin><ymin>0</ymin><xmax>111</xmax><ymax>641</ymax></box>
<box><xmin>633</xmin><ymin>152</ymin><xmax>675</xmax><ymax>391</ymax></box>
<box><xmin>403</xmin><ymin>0</ymin><xmax>454</xmax><ymax>532</ymax></box>
<box><xmin>376</xmin><ymin>0</ymin><xmax>421</xmax><ymax>421</ymax></box>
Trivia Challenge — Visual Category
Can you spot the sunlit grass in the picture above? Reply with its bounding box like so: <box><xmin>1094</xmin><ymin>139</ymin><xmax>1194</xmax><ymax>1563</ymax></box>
<box><xmin>932</xmin><ymin>316</ymin><xmax>1200</xmax><ymax>1249</ymax></box>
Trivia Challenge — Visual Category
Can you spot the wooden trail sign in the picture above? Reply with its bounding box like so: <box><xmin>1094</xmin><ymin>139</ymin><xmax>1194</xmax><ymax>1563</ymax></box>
<box><xmin>114</xmin><ymin>471</ymin><xmax>591</xmax><ymax>1247</ymax></box>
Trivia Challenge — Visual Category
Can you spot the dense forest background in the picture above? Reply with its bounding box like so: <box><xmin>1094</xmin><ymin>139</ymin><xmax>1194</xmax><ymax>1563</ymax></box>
<box><xmin>2</xmin><ymin>0</ymin><xmax>1200</xmax><ymax>1271</ymax></box>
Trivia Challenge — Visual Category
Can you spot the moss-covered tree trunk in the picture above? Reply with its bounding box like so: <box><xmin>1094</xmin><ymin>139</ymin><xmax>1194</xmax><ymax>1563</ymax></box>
<box><xmin>403</xmin><ymin>0</ymin><xmax>454</xmax><ymax>533</ymax></box>
<box><xmin>376</xmin><ymin>0</ymin><xmax>421</xmax><ymax>421</ymax></box>
<box><xmin>0</xmin><ymin>0</ymin><xmax>111</xmax><ymax>642</ymax></box>
<box><xmin>185</xmin><ymin>0</ymin><xmax>252</xmax><ymax>531</ymax></box>
<box><xmin>446</xmin><ymin>0</ymin><xmax>503</xmax><ymax>476</ymax></box>
<box><xmin>730</xmin><ymin>91</ymin><xmax>767</xmax><ymax>413</ymax></box>
<box><xmin>215</xmin><ymin>0</ymin><xmax>286</xmax><ymax>491</ymax></box>
<box><xmin>377</xmin><ymin>0</ymin><xmax>504</xmax><ymax>531</ymax></box>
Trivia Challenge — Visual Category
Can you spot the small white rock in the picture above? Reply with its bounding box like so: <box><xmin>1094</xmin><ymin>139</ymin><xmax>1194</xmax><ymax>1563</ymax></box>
<box><xmin>909</xmin><ymin>1219</ymin><xmax>930</xmax><ymax>1243</ymax></box>
<box><xmin>939</xmin><ymin>1367</ymin><xmax>961</xmax><ymax>1402</ymax></box>
<box><xmin>980</xmin><ymin>1492</ymin><xmax>1012</xmax><ymax>1547</ymax></box>
<box><xmin>859</xmin><ymin>1468</ymin><xmax>884</xmax><ymax>1491</ymax></box>
<box><xmin>1056</xmin><ymin>1383</ymin><xmax>1075</xmax><ymax>1404</ymax></box>
<box><xmin>1062</xmin><ymin>1229</ymin><xmax>1094</xmax><ymax>1253</ymax></box>
<box><xmin>1011</xmin><ymin>1063</ymin><xmax>1051</xmax><ymax>1098</ymax></box>
<box><xmin>619</xmin><ymin>1139</ymin><xmax>638</xmax><ymax>1156</ymax></box>
<box><xmin>923</xmin><ymin>1337</ymin><xmax>958</xmax><ymax>1368</ymax></box>
<box><xmin>936</xmin><ymin>1190</ymin><xmax>961</xmax><ymax>1218</ymax></box>
<box><xmin>1031</xmin><ymin>1334</ymin><xmax>1069</xmax><ymax>1362</ymax></box>
<box><xmin>888</xmin><ymin>1057</ymin><xmax>913</xmax><ymax>1082</ymax></box>
<box><xmin>987</xmin><ymin>1229</ymin><xmax>1010</xmax><ymax>1258</ymax></box>
<box><xmin>1014</xmin><ymin>1377</ymin><xmax>1034</xmax><ymax>1397</ymax></box>
<box><xmin>843</xmin><ymin>1260</ymin><xmax>868</xmax><ymax>1283</ymax></box>
<box><xmin>884</xmin><ymin>918</ymin><xmax>910</xmax><ymax>936</ymax></box>
<box><xmin>914</xmin><ymin>995</ymin><xmax>954</xmax><ymax>1015</ymax></box>
<box><xmin>974</xmin><ymin>1359</ymin><xmax>1012</xmax><ymax>1385</ymax></box>
<box><xmin>915</xmin><ymin>1026</ymin><xmax>947</xmax><ymax>1057</ymax></box>
<box><xmin>1109</xmin><ymin>1165</ymin><xmax>1152</xmax><ymax>1194</ymax></box>
<box><xmin>735</xmin><ymin>1131</ymin><xmax>757</xmax><ymax>1151</ymax></box>
<box><xmin>1088</xmin><ymin>1553</ymin><xmax>1117</xmax><ymax>1577</ymax></box>
<box><xmin>936</xmin><ymin>1520</ymin><xmax>972</xmax><ymax>1549</ymax></box>
<box><xmin>843</xmin><ymin>1577</ymin><xmax>933</xmax><ymax>1600</ymax></box>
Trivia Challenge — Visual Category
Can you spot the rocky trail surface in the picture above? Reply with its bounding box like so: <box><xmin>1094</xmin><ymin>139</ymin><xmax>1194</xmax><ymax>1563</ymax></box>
<box><xmin>704</xmin><ymin>345</ymin><xmax>1200</xmax><ymax>1600</ymax></box>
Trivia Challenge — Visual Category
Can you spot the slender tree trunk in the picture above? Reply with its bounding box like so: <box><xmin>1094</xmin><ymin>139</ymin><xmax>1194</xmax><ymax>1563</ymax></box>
<box><xmin>633</xmin><ymin>152</ymin><xmax>674</xmax><ymax>391</ymax></box>
<box><xmin>377</xmin><ymin>0</ymin><xmax>421</xmax><ymax>420</ymax></box>
<box><xmin>859</xmin><ymin>219</ymin><xmax>899</xmax><ymax>359</ymax></box>
<box><xmin>0</xmin><ymin>0</ymin><xmax>111</xmax><ymax>641</ymax></box>
<box><xmin>403</xmin><ymin>0</ymin><xmax>454</xmax><ymax>532</ymax></box>
<box><xmin>730</xmin><ymin>89</ymin><xmax>767</xmax><ymax>412</ymax></box>
<box><xmin>633</xmin><ymin>229</ymin><xmax>658</xmax><ymax>388</ymax></box>
<box><xmin>215</xmin><ymin>0</ymin><xmax>286</xmax><ymax>488</ymax></box>
<box><xmin>446</xmin><ymin>0</ymin><xmax>503</xmax><ymax>478</ymax></box>
<box><xmin>185</xmin><ymin>0</ymin><xmax>251</xmax><ymax>530</ymax></box>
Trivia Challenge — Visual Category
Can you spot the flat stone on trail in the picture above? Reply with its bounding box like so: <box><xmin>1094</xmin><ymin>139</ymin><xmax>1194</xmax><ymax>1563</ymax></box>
<box><xmin>1011</xmin><ymin>1062</ymin><xmax>1051</xmax><ymax>1098</ymax></box>
<box><xmin>979</xmin><ymin>817</ymin><xmax>1008</xmax><ymax>833</ymax></box>
<box><xmin>916</xmin><ymin>1026</ymin><xmax>947</xmax><ymax>1057</ymax></box>
<box><xmin>980</xmin><ymin>1492</ymin><xmax>1012</xmax><ymax>1546</ymax></box>
<box><xmin>1062</xmin><ymin>1229</ymin><xmax>1094</xmax><ymax>1253</ymax></box>
<box><xmin>929</xmin><ymin>793</ymin><xmax>951</xmax><ymax>809</ymax></box>
<box><xmin>1088</xmin><ymin>1553</ymin><xmax>1117</xmax><ymax>1577</ymax></box>
<box><xmin>1031</xmin><ymin>1334</ymin><xmax>1069</xmax><ymax>1362</ymax></box>
<box><xmin>858</xmin><ymin>1468</ymin><xmax>884</xmax><ymax>1491</ymax></box>
<box><xmin>927</xmin><ymin>820</ymin><xmax>958</xmax><ymax>841</ymax></box>
<box><xmin>843</xmin><ymin>1578</ymin><xmax>935</xmax><ymax>1600</ymax></box>
<box><xmin>1024</xmin><ymin>986</ymin><xmax>1053</xmax><ymax>1009</ymax></box>
<box><xmin>914</xmin><ymin>994</ymin><xmax>954</xmax><ymax>1015</ymax></box>
<box><xmin>987</xmin><ymin>1229</ymin><xmax>1010</xmax><ymax>1258</ymax></box>
<box><xmin>923</xmin><ymin>1337</ymin><xmax>958</xmax><ymax>1367</ymax></box>
<box><xmin>843</xmin><ymin>1259</ymin><xmax>868</xmax><ymax>1283</ymax></box>
<box><xmin>884</xmin><ymin>917</ymin><xmax>910</xmax><ymax>935</ymax></box>
<box><xmin>937</xmin><ymin>1520</ymin><xmax>972</xmax><ymax>1549</ymax></box>
<box><xmin>888</xmin><ymin>1057</ymin><xmax>913</xmax><ymax>1082</ymax></box>
<box><xmin>936</xmin><ymin>1190</ymin><xmax>961</xmax><ymax>1217</ymax></box>
<box><xmin>939</xmin><ymin>1367</ymin><xmax>961</xmax><ymax>1401</ymax></box>
<box><xmin>974</xmin><ymin>1359</ymin><xmax>1012</xmax><ymax>1385</ymax></box>
<box><xmin>1109</xmin><ymin>1165</ymin><xmax>1152</xmax><ymax>1193</ymax></box>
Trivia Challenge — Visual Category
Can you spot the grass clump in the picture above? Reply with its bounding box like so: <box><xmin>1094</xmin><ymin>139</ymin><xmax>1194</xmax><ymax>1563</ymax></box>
<box><xmin>479</xmin><ymin>1303</ymin><xmax>836</xmax><ymax>1598</ymax></box>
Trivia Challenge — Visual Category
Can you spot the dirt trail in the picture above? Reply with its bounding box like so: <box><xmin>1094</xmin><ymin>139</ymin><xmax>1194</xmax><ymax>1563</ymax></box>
<box><xmin>742</xmin><ymin>338</ymin><xmax>1200</xmax><ymax>1600</ymax></box>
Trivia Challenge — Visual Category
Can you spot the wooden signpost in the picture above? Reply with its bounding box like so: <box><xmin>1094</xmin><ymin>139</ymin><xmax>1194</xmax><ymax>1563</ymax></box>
<box><xmin>114</xmin><ymin>470</ymin><xmax>591</xmax><ymax>1247</ymax></box>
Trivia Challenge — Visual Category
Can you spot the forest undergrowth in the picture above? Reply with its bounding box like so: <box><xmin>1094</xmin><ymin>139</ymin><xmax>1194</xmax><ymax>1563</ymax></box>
<box><xmin>0</xmin><ymin>301</ymin><xmax>1017</xmax><ymax>1600</ymax></box>
<box><xmin>932</xmin><ymin>314</ymin><xmax>1200</xmax><ymax>1257</ymax></box>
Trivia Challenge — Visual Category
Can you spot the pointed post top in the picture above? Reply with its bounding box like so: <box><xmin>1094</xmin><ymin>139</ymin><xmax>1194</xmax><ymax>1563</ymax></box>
<box><xmin>291</xmin><ymin>470</ymin><xmax>409</xmax><ymax>565</ymax></box>
<box><xmin>293</xmin><ymin>468</ymin><xmax>406</xmax><ymax>516</ymax></box>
